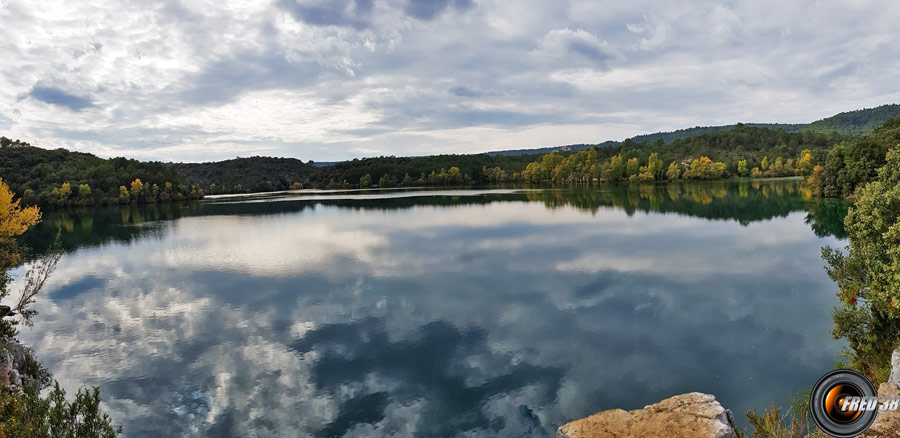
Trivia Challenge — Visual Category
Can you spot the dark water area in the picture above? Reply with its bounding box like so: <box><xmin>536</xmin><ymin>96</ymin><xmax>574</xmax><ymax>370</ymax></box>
<box><xmin>13</xmin><ymin>180</ymin><xmax>850</xmax><ymax>437</ymax></box>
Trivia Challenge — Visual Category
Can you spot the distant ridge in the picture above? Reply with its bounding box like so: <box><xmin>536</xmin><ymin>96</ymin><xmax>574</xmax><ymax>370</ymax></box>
<box><xmin>805</xmin><ymin>103</ymin><xmax>900</xmax><ymax>135</ymax></box>
<box><xmin>627</xmin><ymin>123</ymin><xmax>803</xmax><ymax>145</ymax></box>
<box><xmin>484</xmin><ymin>141</ymin><xmax>618</xmax><ymax>156</ymax></box>
<box><xmin>482</xmin><ymin>104</ymin><xmax>900</xmax><ymax>156</ymax></box>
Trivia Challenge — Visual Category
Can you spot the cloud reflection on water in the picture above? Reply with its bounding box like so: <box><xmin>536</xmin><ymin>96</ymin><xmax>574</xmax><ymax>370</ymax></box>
<box><xmin>14</xmin><ymin>183</ymin><xmax>846</xmax><ymax>436</ymax></box>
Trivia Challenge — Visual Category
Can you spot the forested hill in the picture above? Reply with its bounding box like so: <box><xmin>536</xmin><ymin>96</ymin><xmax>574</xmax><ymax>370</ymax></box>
<box><xmin>628</xmin><ymin>123</ymin><xmax>802</xmax><ymax>144</ymax></box>
<box><xmin>625</xmin><ymin>105</ymin><xmax>900</xmax><ymax>144</ymax></box>
<box><xmin>306</xmin><ymin>153</ymin><xmax>540</xmax><ymax>188</ymax></box>
<box><xmin>307</xmin><ymin>124</ymin><xmax>846</xmax><ymax>189</ymax></box>
<box><xmin>2</xmin><ymin>105</ymin><xmax>898</xmax><ymax>207</ymax></box>
<box><xmin>0</xmin><ymin>138</ymin><xmax>313</xmax><ymax>205</ymax></box>
<box><xmin>804</xmin><ymin>104</ymin><xmax>900</xmax><ymax>135</ymax></box>
<box><xmin>171</xmin><ymin>157</ymin><xmax>315</xmax><ymax>194</ymax></box>
<box><xmin>484</xmin><ymin>103</ymin><xmax>900</xmax><ymax>156</ymax></box>
<box><xmin>0</xmin><ymin>138</ymin><xmax>201</xmax><ymax>207</ymax></box>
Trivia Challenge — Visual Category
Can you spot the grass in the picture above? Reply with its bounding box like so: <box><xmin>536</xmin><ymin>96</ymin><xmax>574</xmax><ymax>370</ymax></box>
<box><xmin>743</xmin><ymin>389</ymin><xmax>829</xmax><ymax>438</ymax></box>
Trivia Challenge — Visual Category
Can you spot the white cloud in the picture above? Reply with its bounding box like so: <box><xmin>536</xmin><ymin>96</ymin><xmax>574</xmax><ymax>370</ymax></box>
<box><xmin>532</xmin><ymin>28</ymin><xmax>620</xmax><ymax>67</ymax></box>
<box><xmin>1</xmin><ymin>0</ymin><xmax>899</xmax><ymax>161</ymax></box>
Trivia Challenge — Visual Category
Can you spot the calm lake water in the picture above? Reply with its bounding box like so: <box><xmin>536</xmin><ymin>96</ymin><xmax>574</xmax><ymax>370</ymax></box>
<box><xmin>14</xmin><ymin>180</ymin><xmax>849</xmax><ymax>437</ymax></box>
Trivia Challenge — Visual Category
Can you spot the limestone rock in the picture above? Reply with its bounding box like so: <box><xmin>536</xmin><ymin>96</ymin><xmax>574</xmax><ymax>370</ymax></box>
<box><xmin>0</xmin><ymin>336</ymin><xmax>34</xmax><ymax>389</ymax></box>
<box><xmin>862</xmin><ymin>347</ymin><xmax>900</xmax><ymax>437</ymax></box>
<box><xmin>862</xmin><ymin>382</ymin><xmax>900</xmax><ymax>437</ymax></box>
<box><xmin>557</xmin><ymin>393</ymin><xmax>737</xmax><ymax>438</ymax></box>
<box><xmin>890</xmin><ymin>350</ymin><xmax>900</xmax><ymax>387</ymax></box>
<box><xmin>0</xmin><ymin>347</ymin><xmax>20</xmax><ymax>388</ymax></box>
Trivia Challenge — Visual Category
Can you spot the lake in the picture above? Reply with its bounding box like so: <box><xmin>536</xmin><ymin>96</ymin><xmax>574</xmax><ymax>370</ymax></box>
<box><xmin>14</xmin><ymin>179</ymin><xmax>849</xmax><ymax>437</ymax></box>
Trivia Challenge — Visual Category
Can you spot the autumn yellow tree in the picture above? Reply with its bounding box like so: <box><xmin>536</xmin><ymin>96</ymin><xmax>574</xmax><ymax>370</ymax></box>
<box><xmin>626</xmin><ymin>157</ymin><xmax>639</xmax><ymax>178</ymax></box>
<box><xmin>665</xmin><ymin>161</ymin><xmax>680</xmax><ymax>180</ymax></box>
<box><xmin>2</xmin><ymin>177</ymin><xmax>51</xmax><ymax>332</ymax></box>
<box><xmin>773</xmin><ymin>157</ymin><xmax>784</xmax><ymax>175</ymax></box>
<box><xmin>647</xmin><ymin>152</ymin><xmax>663</xmax><ymax>179</ymax></box>
<box><xmin>691</xmin><ymin>156</ymin><xmax>712</xmax><ymax>178</ymax></box>
<box><xmin>807</xmin><ymin>165</ymin><xmax>825</xmax><ymax>196</ymax></box>
<box><xmin>129</xmin><ymin>178</ymin><xmax>144</xmax><ymax>198</ymax></box>
<box><xmin>58</xmin><ymin>182</ymin><xmax>72</xmax><ymax>199</ymax></box>
<box><xmin>608</xmin><ymin>155</ymin><xmax>625</xmax><ymax>181</ymax></box>
<box><xmin>1</xmin><ymin>178</ymin><xmax>41</xmax><ymax>269</ymax></box>
<box><xmin>798</xmin><ymin>149</ymin><xmax>813</xmax><ymax>175</ymax></box>
<box><xmin>737</xmin><ymin>159</ymin><xmax>748</xmax><ymax>176</ymax></box>
<box><xmin>711</xmin><ymin>162</ymin><xmax>726</xmax><ymax>179</ymax></box>
<box><xmin>0</xmin><ymin>180</ymin><xmax>119</xmax><ymax>436</ymax></box>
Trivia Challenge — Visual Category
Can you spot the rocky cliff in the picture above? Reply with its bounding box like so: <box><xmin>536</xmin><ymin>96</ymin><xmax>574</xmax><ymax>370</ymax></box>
<box><xmin>0</xmin><ymin>336</ymin><xmax>42</xmax><ymax>389</ymax></box>
<box><xmin>557</xmin><ymin>392</ymin><xmax>737</xmax><ymax>438</ymax></box>
<box><xmin>860</xmin><ymin>350</ymin><xmax>900</xmax><ymax>437</ymax></box>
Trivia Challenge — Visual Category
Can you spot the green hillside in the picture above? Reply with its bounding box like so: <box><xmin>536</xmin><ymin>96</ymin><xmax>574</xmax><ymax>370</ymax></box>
<box><xmin>485</xmin><ymin>104</ymin><xmax>899</xmax><ymax>155</ymax></box>
<box><xmin>629</xmin><ymin>123</ymin><xmax>802</xmax><ymax>144</ymax></box>
<box><xmin>805</xmin><ymin>104</ymin><xmax>900</xmax><ymax>135</ymax></box>
<box><xmin>172</xmin><ymin>157</ymin><xmax>315</xmax><ymax>194</ymax></box>
<box><xmin>628</xmin><ymin>104</ymin><xmax>900</xmax><ymax>144</ymax></box>
<box><xmin>0</xmin><ymin>138</ymin><xmax>198</xmax><ymax>207</ymax></box>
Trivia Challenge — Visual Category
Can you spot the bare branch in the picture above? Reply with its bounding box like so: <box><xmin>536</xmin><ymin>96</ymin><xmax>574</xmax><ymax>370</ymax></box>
<box><xmin>13</xmin><ymin>232</ymin><xmax>62</xmax><ymax>327</ymax></box>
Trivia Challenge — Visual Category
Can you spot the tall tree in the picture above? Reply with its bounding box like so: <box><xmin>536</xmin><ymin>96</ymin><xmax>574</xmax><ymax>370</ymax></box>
<box><xmin>737</xmin><ymin>160</ymin><xmax>748</xmax><ymax>176</ymax></box>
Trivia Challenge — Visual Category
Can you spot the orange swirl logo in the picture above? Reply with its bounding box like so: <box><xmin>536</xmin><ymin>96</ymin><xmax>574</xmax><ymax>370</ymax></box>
<box><xmin>823</xmin><ymin>384</ymin><xmax>863</xmax><ymax>423</ymax></box>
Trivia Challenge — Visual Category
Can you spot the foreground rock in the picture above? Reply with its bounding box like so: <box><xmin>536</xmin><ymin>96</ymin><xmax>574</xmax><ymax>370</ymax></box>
<box><xmin>557</xmin><ymin>392</ymin><xmax>737</xmax><ymax>438</ymax></box>
<box><xmin>861</xmin><ymin>349</ymin><xmax>900</xmax><ymax>437</ymax></box>
<box><xmin>861</xmin><ymin>382</ymin><xmax>900</xmax><ymax>437</ymax></box>
<box><xmin>0</xmin><ymin>336</ymin><xmax>37</xmax><ymax>389</ymax></box>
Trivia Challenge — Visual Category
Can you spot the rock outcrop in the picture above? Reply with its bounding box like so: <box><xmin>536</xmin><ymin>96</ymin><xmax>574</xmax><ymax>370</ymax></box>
<box><xmin>862</xmin><ymin>350</ymin><xmax>900</xmax><ymax>437</ymax></box>
<box><xmin>0</xmin><ymin>336</ymin><xmax>36</xmax><ymax>389</ymax></box>
<box><xmin>557</xmin><ymin>392</ymin><xmax>737</xmax><ymax>438</ymax></box>
<box><xmin>889</xmin><ymin>349</ymin><xmax>900</xmax><ymax>387</ymax></box>
<box><xmin>861</xmin><ymin>381</ymin><xmax>900</xmax><ymax>437</ymax></box>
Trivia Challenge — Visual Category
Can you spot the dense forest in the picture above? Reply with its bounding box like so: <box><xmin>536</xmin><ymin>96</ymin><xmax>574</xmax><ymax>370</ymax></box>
<box><xmin>172</xmin><ymin>157</ymin><xmax>315</xmax><ymax>194</ymax></box>
<box><xmin>808</xmin><ymin>115</ymin><xmax>900</xmax><ymax>197</ymax></box>
<box><xmin>805</xmin><ymin>103</ymin><xmax>900</xmax><ymax>135</ymax></box>
<box><xmin>2</xmin><ymin>105</ymin><xmax>900</xmax><ymax>209</ymax></box>
<box><xmin>0</xmin><ymin>141</ymin><xmax>313</xmax><ymax>205</ymax></box>
<box><xmin>305</xmin><ymin>114</ymin><xmax>900</xmax><ymax>197</ymax></box>
<box><xmin>305</xmin><ymin>125</ymin><xmax>843</xmax><ymax>189</ymax></box>
<box><xmin>0</xmin><ymin>138</ymin><xmax>202</xmax><ymax>207</ymax></box>
<box><xmin>629</xmin><ymin>104</ymin><xmax>900</xmax><ymax>144</ymax></box>
<box><xmin>306</xmin><ymin>153</ymin><xmax>540</xmax><ymax>188</ymax></box>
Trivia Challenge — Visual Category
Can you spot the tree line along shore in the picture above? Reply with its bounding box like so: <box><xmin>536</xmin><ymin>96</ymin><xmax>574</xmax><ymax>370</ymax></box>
<box><xmin>1</xmin><ymin>110</ymin><xmax>899</xmax><ymax>209</ymax></box>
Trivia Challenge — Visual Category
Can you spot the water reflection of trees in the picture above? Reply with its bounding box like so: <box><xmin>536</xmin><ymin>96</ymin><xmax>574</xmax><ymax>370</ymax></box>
<box><xmin>804</xmin><ymin>198</ymin><xmax>849</xmax><ymax>239</ymax></box>
<box><xmin>525</xmin><ymin>179</ymin><xmax>846</xmax><ymax>236</ymax></box>
<box><xmin>22</xmin><ymin>180</ymin><xmax>848</xmax><ymax>256</ymax></box>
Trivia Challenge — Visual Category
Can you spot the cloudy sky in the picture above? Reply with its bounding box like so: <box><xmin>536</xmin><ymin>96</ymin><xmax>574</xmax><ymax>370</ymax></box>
<box><xmin>1</xmin><ymin>0</ymin><xmax>899</xmax><ymax>162</ymax></box>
